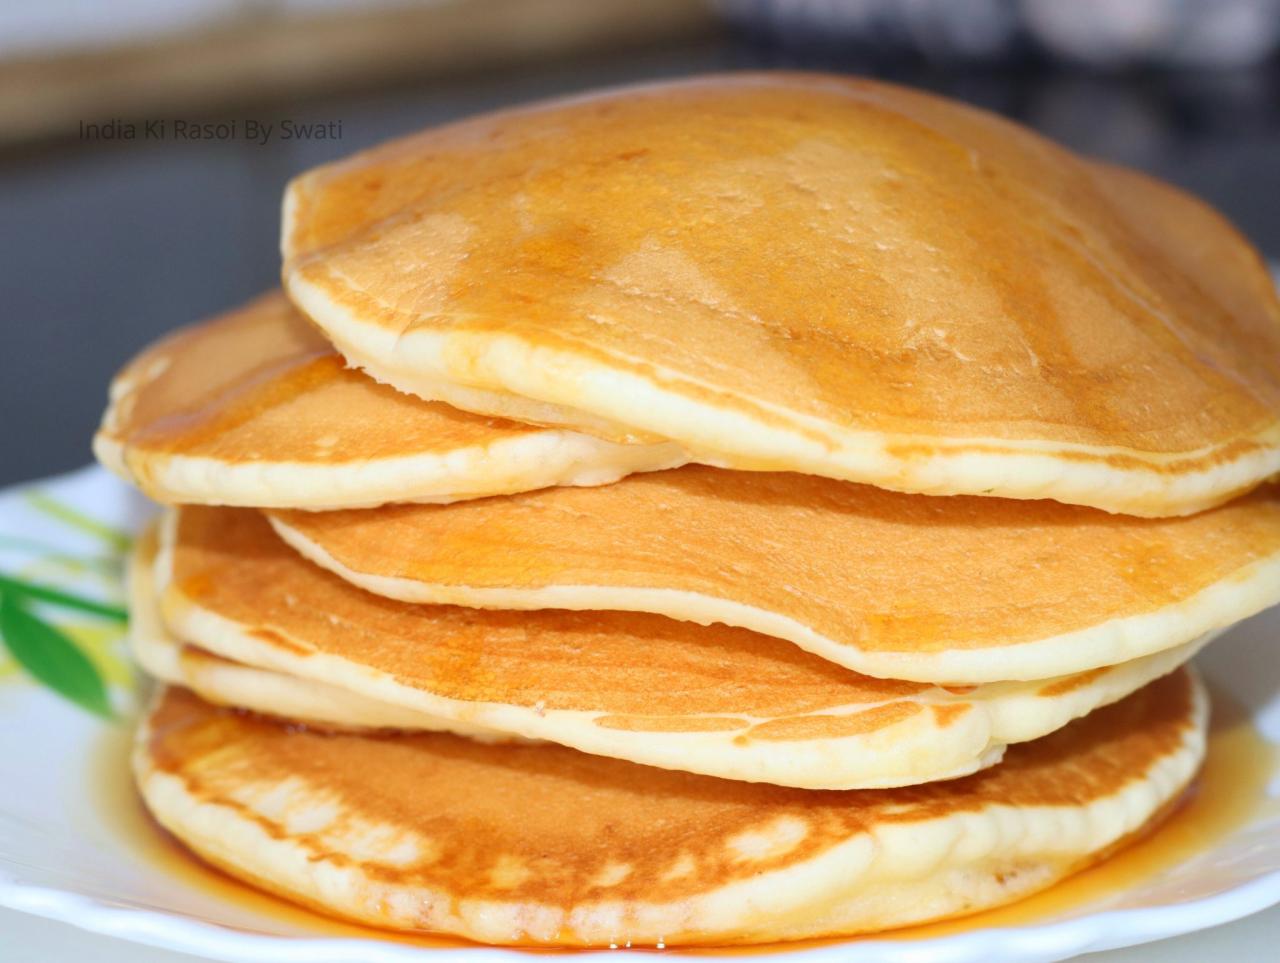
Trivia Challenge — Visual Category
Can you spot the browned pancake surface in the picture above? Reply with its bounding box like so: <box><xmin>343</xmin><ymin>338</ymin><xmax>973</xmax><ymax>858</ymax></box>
<box><xmin>285</xmin><ymin>73</ymin><xmax>1280</xmax><ymax>461</ymax></box>
<box><xmin>170</xmin><ymin>507</ymin><xmax>926</xmax><ymax>725</ymax></box>
<box><xmin>272</xmin><ymin>467</ymin><xmax>1280</xmax><ymax>657</ymax></box>
<box><xmin>103</xmin><ymin>291</ymin><xmax>540</xmax><ymax>464</ymax></box>
<box><xmin>146</xmin><ymin>669</ymin><xmax>1196</xmax><ymax>908</ymax></box>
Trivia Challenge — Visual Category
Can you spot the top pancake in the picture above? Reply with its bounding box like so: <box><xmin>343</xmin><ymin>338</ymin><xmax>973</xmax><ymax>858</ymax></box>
<box><xmin>93</xmin><ymin>291</ymin><xmax>683</xmax><ymax>508</ymax></box>
<box><xmin>282</xmin><ymin>72</ymin><xmax>1280</xmax><ymax>517</ymax></box>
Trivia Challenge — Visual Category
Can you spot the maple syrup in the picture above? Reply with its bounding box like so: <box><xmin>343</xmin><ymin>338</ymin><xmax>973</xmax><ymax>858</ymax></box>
<box><xmin>90</xmin><ymin>682</ymin><xmax>1277</xmax><ymax>954</ymax></box>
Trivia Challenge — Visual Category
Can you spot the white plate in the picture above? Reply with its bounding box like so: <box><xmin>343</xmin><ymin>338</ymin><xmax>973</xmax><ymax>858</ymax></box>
<box><xmin>1</xmin><ymin>465</ymin><xmax>1278</xmax><ymax>963</ymax></box>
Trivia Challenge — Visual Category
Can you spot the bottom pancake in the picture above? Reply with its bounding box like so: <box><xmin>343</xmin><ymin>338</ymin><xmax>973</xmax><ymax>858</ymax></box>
<box><xmin>134</xmin><ymin>670</ymin><xmax>1206</xmax><ymax>946</ymax></box>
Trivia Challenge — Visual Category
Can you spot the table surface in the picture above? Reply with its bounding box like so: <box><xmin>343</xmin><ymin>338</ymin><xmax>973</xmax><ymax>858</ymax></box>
<box><xmin>3</xmin><ymin>34</ymin><xmax>1279</xmax><ymax>963</ymax></box>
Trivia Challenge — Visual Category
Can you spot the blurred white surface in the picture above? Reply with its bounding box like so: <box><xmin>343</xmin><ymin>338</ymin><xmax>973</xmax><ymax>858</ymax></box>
<box><xmin>0</xmin><ymin>0</ymin><xmax>433</xmax><ymax>58</ymax></box>
<box><xmin>0</xmin><ymin>0</ymin><xmax>241</xmax><ymax>56</ymax></box>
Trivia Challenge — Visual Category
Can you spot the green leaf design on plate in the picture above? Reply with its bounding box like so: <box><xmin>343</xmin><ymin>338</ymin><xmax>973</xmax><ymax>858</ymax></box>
<box><xmin>0</xmin><ymin>590</ymin><xmax>115</xmax><ymax>718</ymax></box>
<box><xmin>24</xmin><ymin>491</ymin><xmax>133</xmax><ymax>552</ymax></box>
<box><xmin>0</xmin><ymin>573</ymin><xmax>128</xmax><ymax>621</ymax></box>
<box><xmin>0</xmin><ymin>534</ymin><xmax>123</xmax><ymax>575</ymax></box>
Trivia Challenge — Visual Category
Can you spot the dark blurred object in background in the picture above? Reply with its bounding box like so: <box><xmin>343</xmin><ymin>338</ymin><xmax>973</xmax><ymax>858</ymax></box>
<box><xmin>720</xmin><ymin>0</ymin><xmax>1027</xmax><ymax>65</ymax></box>
<box><xmin>719</xmin><ymin>0</ymin><xmax>1280</xmax><ymax>69</ymax></box>
<box><xmin>1023</xmin><ymin>0</ymin><xmax>1280</xmax><ymax>69</ymax></box>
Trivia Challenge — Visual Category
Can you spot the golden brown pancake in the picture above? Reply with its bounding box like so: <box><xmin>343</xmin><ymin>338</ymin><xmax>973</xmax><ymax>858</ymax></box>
<box><xmin>282</xmin><ymin>73</ymin><xmax>1280</xmax><ymax>517</ymax></box>
<box><xmin>93</xmin><ymin>291</ymin><xmax>683</xmax><ymax>508</ymax></box>
<box><xmin>127</xmin><ymin>521</ymin><xmax>509</xmax><ymax>739</ymax></box>
<box><xmin>153</xmin><ymin>506</ymin><xmax>1207</xmax><ymax>788</ymax></box>
<box><xmin>134</xmin><ymin>670</ymin><xmax>1207</xmax><ymax>945</ymax></box>
<box><xmin>269</xmin><ymin>466</ymin><xmax>1280</xmax><ymax>683</ymax></box>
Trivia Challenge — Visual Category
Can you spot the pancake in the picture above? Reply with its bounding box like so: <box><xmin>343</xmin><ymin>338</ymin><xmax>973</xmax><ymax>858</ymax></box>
<box><xmin>127</xmin><ymin>523</ymin><xmax>506</xmax><ymax>739</ymax></box>
<box><xmin>281</xmin><ymin>73</ymin><xmax>1280</xmax><ymax>517</ymax></box>
<box><xmin>135</xmin><ymin>669</ymin><xmax>1207</xmax><ymax>945</ymax></box>
<box><xmin>269</xmin><ymin>466</ymin><xmax>1280</xmax><ymax>683</ymax></box>
<box><xmin>93</xmin><ymin>291</ymin><xmax>684</xmax><ymax>508</ymax></box>
<box><xmin>154</xmin><ymin>505</ymin><xmax>1208</xmax><ymax>789</ymax></box>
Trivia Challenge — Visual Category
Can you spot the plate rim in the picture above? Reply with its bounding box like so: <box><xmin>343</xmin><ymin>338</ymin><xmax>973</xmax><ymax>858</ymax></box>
<box><xmin>5</xmin><ymin>863</ymin><xmax>1280</xmax><ymax>963</ymax></box>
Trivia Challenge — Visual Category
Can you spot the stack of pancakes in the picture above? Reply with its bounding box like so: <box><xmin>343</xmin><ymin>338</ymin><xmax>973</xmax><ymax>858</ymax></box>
<box><xmin>94</xmin><ymin>74</ymin><xmax>1280</xmax><ymax>947</ymax></box>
